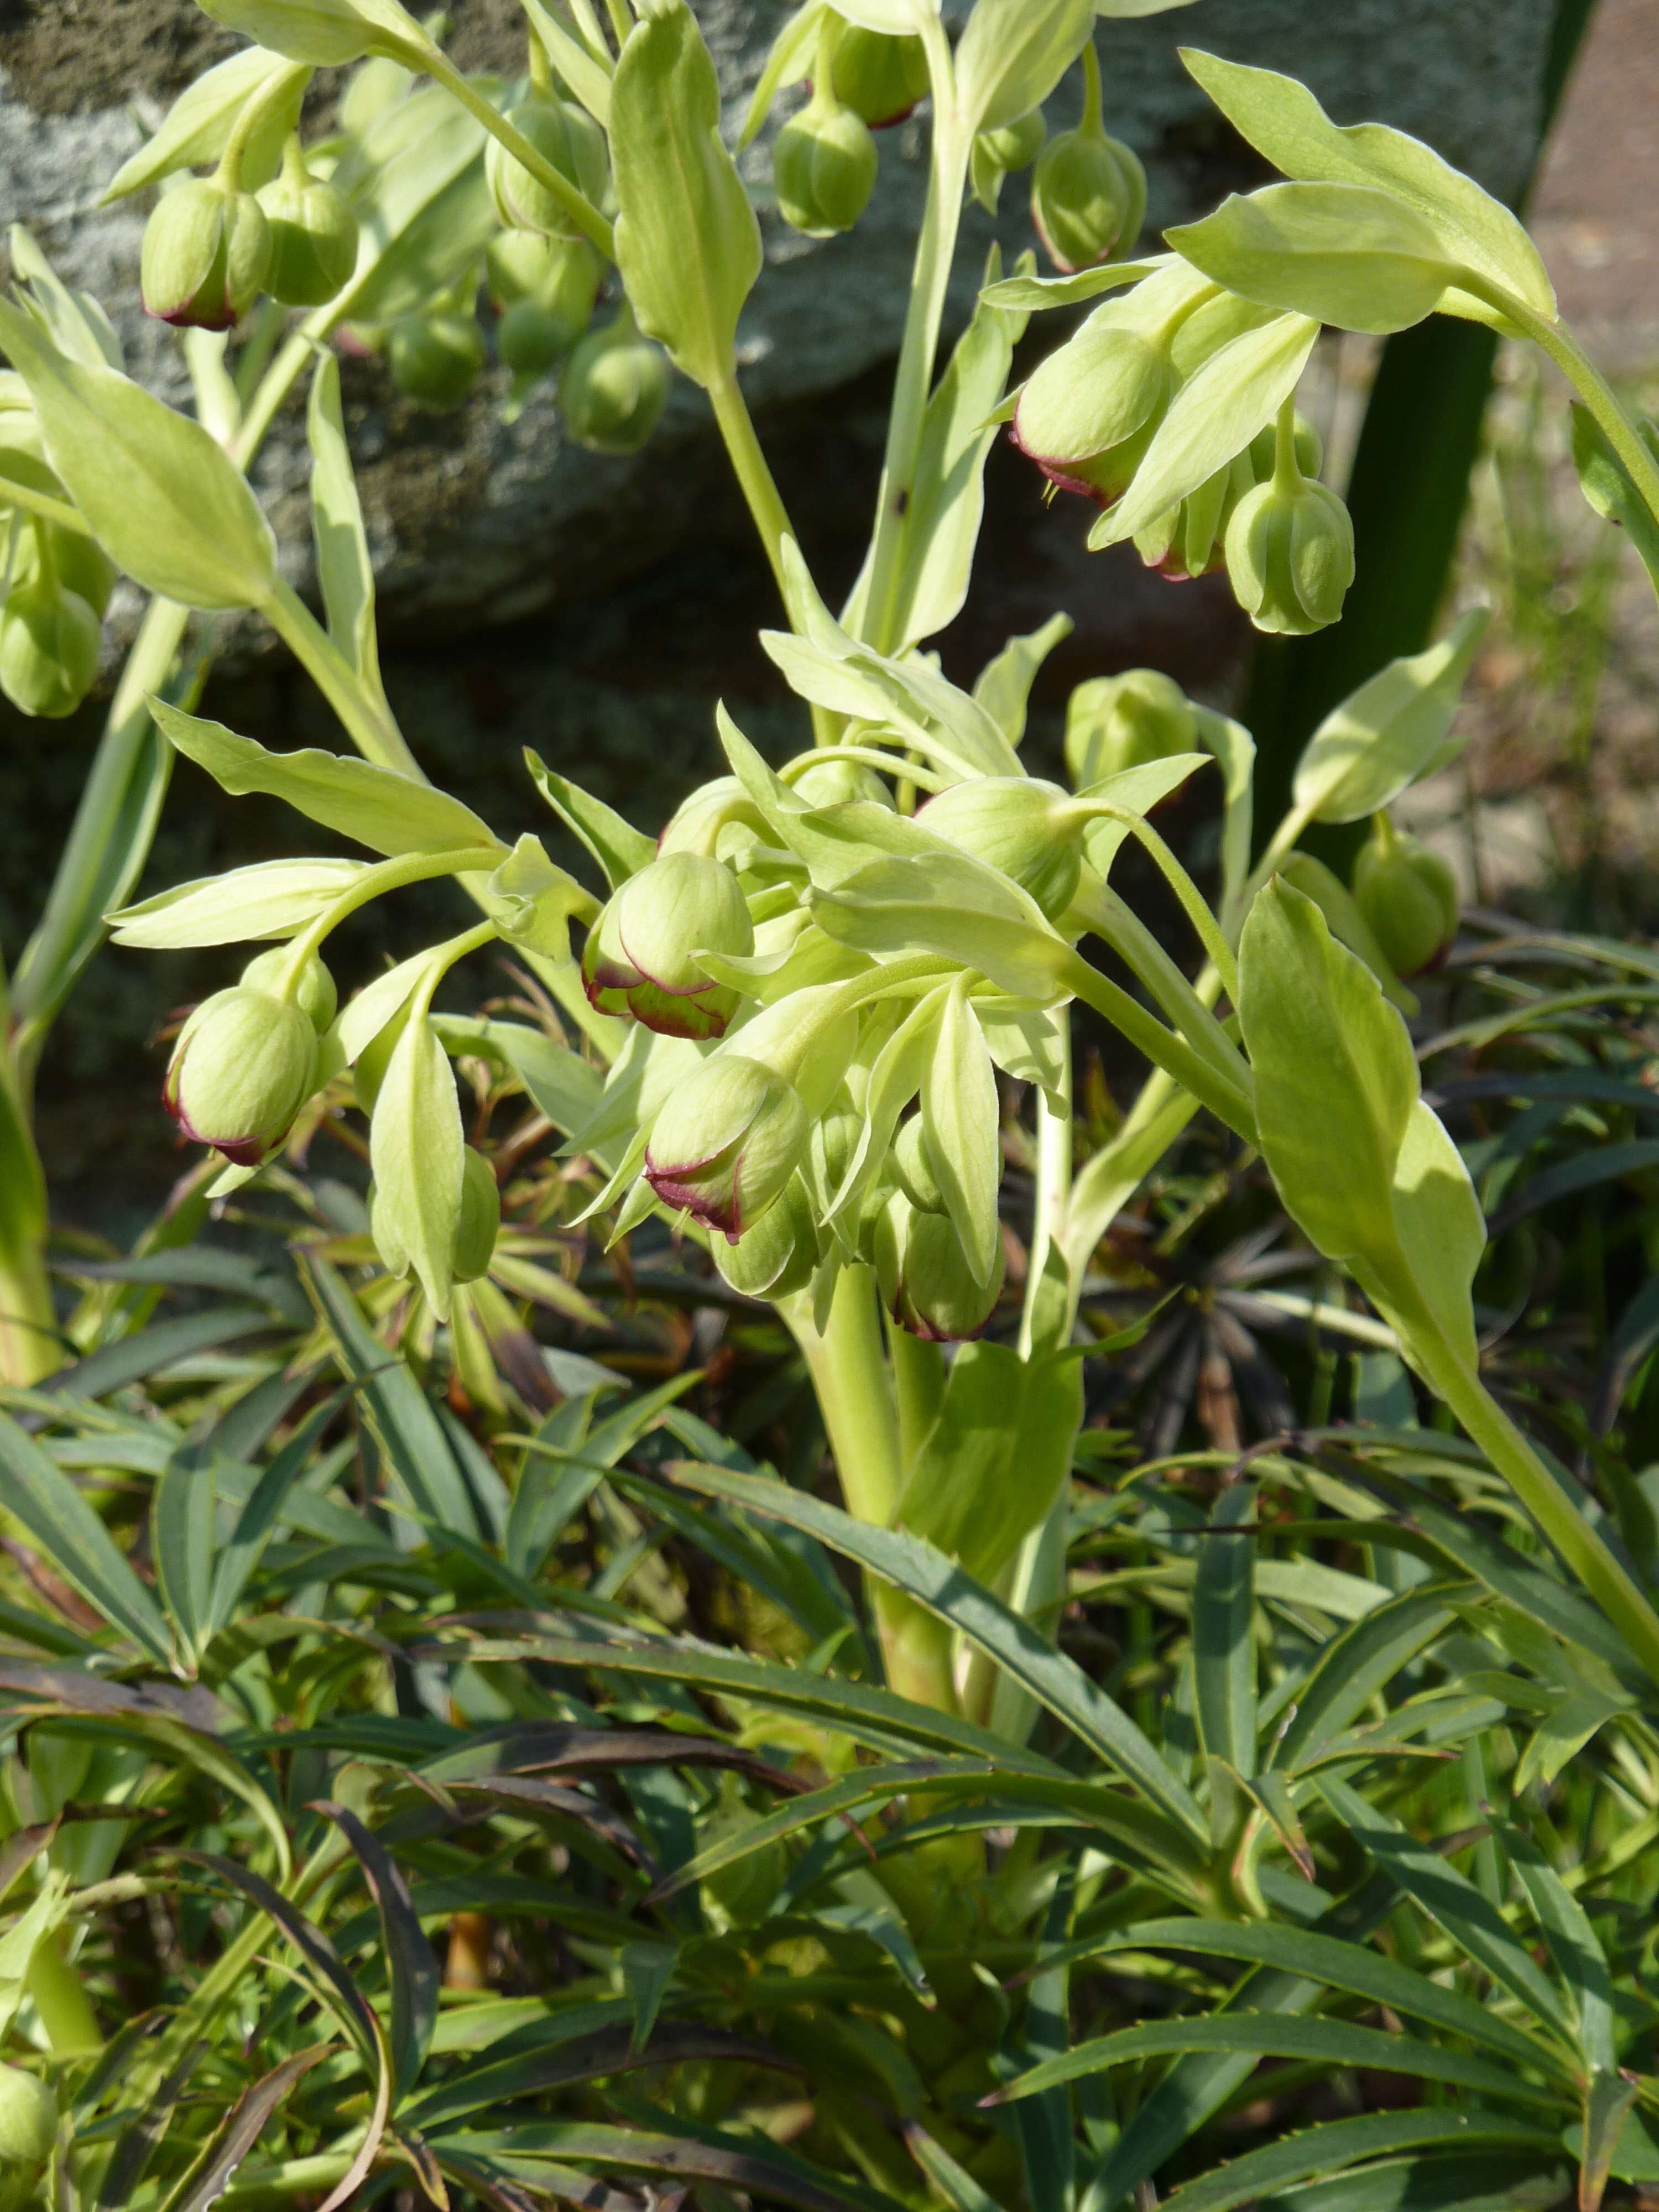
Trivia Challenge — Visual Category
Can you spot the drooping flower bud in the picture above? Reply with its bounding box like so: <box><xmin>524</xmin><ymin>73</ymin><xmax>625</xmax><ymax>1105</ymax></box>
<box><xmin>239</xmin><ymin>945</ymin><xmax>338</xmax><ymax>1034</ymax></box>
<box><xmin>0</xmin><ymin>580</ymin><xmax>101</xmax><ymax>719</ymax></box>
<box><xmin>14</xmin><ymin>521</ymin><xmax>118</xmax><ymax>622</ymax></box>
<box><xmin>875</xmin><ymin>1191</ymin><xmax>1004</xmax><ymax>1342</ymax></box>
<box><xmin>892</xmin><ymin>1114</ymin><xmax>944</xmax><ymax>1214</ymax></box>
<box><xmin>1010</xmin><ymin>307</ymin><xmax>1170</xmax><ymax>507</ymax></box>
<box><xmin>645</xmin><ymin>1054</ymin><xmax>810</xmax><ymax>1239</ymax></box>
<box><xmin>485</xmin><ymin>96</ymin><xmax>609</xmax><ymax>239</ymax></box>
<box><xmin>582</xmin><ymin>851</ymin><xmax>754</xmax><ymax>1039</ymax></box>
<box><xmin>1031</xmin><ymin>127</ymin><xmax>1143</xmax><ymax>272</ymax></box>
<box><xmin>0</xmin><ymin>2064</ymin><xmax>56</xmax><ymax>2212</ymax></box>
<box><xmin>165</xmin><ymin>987</ymin><xmax>319</xmax><ymax>1166</ymax></box>
<box><xmin>1064</xmin><ymin>667</ymin><xmax>1196</xmax><ymax>789</ymax></box>
<box><xmin>1223</xmin><ymin>471</ymin><xmax>1354</xmax><ymax>637</ymax></box>
<box><xmin>916</xmin><ymin>775</ymin><xmax>1083</xmax><ymax>920</ymax></box>
<box><xmin>257</xmin><ymin>139</ymin><xmax>360</xmax><ymax>306</ymax></box>
<box><xmin>774</xmin><ymin>87</ymin><xmax>879</xmax><ymax>238</ymax></box>
<box><xmin>453</xmin><ymin>1146</ymin><xmax>501</xmax><ymax>1282</ymax></box>
<box><xmin>388</xmin><ymin>312</ymin><xmax>486</xmax><ymax>409</ymax></box>
<box><xmin>1351</xmin><ymin>815</ymin><xmax>1459</xmax><ymax>978</ymax></box>
<box><xmin>560</xmin><ymin>309</ymin><xmax>669</xmax><ymax>454</ymax></box>
<box><xmin>712</xmin><ymin>1171</ymin><xmax>822</xmax><ymax>1297</ymax></box>
<box><xmin>790</xmin><ymin>756</ymin><xmax>894</xmax><ymax>807</ymax></box>
<box><xmin>979</xmin><ymin>108</ymin><xmax>1046</xmax><ymax>176</ymax></box>
<box><xmin>658</xmin><ymin>776</ymin><xmax>770</xmax><ymax>861</ymax></box>
<box><xmin>141</xmin><ymin>176</ymin><xmax>272</xmax><ymax>330</ymax></box>
<box><xmin>830</xmin><ymin>22</ymin><xmax>929</xmax><ymax>126</ymax></box>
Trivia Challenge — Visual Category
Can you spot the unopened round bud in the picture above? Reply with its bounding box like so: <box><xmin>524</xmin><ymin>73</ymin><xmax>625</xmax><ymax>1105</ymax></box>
<box><xmin>388</xmin><ymin>312</ymin><xmax>485</xmax><ymax>409</ymax></box>
<box><xmin>790</xmin><ymin>756</ymin><xmax>893</xmax><ymax>807</ymax></box>
<box><xmin>917</xmin><ymin>775</ymin><xmax>1083</xmax><ymax>919</ymax></box>
<box><xmin>1030</xmin><ymin>128</ymin><xmax>1144</xmax><ymax>272</ymax></box>
<box><xmin>645</xmin><ymin>1054</ymin><xmax>808</xmax><ymax>1240</ymax></box>
<box><xmin>774</xmin><ymin>97</ymin><xmax>878</xmax><ymax>237</ymax></box>
<box><xmin>583</xmin><ymin>851</ymin><xmax>754</xmax><ymax>1040</ymax></box>
<box><xmin>0</xmin><ymin>581</ymin><xmax>100</xmax><ymax>719</ymax></box>
<box><xmin>1131</xmin><ymin>461</ymin><xmax>1233</xmax><ymax>582</ymax></box>
<box><xmin>829</xmin><ymin>24</ymin><xmax>928</xmax><ymax>127</ymax></box>
<box><xmin>893</xmin><ymin>1115</ymin><xmax>944</xmax><ymax>1214</ymax></box>
<box><xmin>1064</xmin><ymin>667</ymin><xmax>1196</xmax><ymax>789</ymax></box>
<box><xmin>1011</xmin><ymin>312</ymin><xmax>1168</xmax><ymax>507</ymax></box>
<box><xmin>499</xmin><ymin>300</ymin><xmax>566</xmax><ymax>377</ymax></box>
<box><xmin>713</xmin><ymin>1172</ymin><xmax>822</xmax><ymax>1298</ymax></box>
<box><xmin>453</xmin><ymin>1147</ymin><xmax>501</xmax><ymax>1282</ymax></box>
<box><xmin>560</xmin><ymin>315</ymin><xmax>668</xmax><ymax>454</ymax></box>
<box><xmin>978</xmin><ymin>107</ymin><xmax>1046</xmax><ymax>176</ymax></box>
<box><xmin>1352</xmin><ymin>819</ymin><xmax>1459</xmax><ymax>978</ymax></box>
<box><xmin>239</xmin><ymin>946</ymin><xmax>338</xmax><ymax>1034</ymax></box>
<box><xmin>487</xmin><ymin>231</ymin><xmax>600</xmax><ymax>341</ymax></box>
<box><xmin>485</xmin><ymin>97</ymin><xmax>609</xmax><ymax>239</ymax></box>
<box><xmin>0</xmin><ymin>2063</ymin><xmax>56</xmax><ymax>2211</ymax></box>
<box><xmin>165</xmin><ymin>986</ymin><xmax>318</xmax><ymax>1165</ymax></box>
<box><xmin>17</xmin><ymin>524</ymin><xmax>118</xmax><ymax>621</ymax></box>
<box><xmin>257</xmin><ymin>150</ymin><xmax>359</xmax><ymax>305</ymax></box>
<box><xmin>141</xmin><ymin>176</ymin><xmax>272</xmax><ymax>329</ymax></box>
<box><xmin>1224</xmin><ymin>474</ymin><xmax>1354</xmax><ymax>637</ymax></box>
<box><xmin>875</xmin><ymin>1192</ymin><xmax>1003</xmax><ymax>1343</ymax></box>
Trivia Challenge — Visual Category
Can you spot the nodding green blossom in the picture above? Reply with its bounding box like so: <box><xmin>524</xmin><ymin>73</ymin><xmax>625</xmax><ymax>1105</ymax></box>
<box><xmin>1352</xmin><ymin>815</ymin><xmax>1459</xmax><ymax>977</ymax></box>
<box><xmin>141</xmin><ymin>177</ymin><xmax>272</xmax><ymax>329</ymax></box>
<box><xmin>165</xmin><ymin>987</ymin><xmax>319</xmax><ymax>1166</ymax></box>
<box><xmin>560</xmin><ymin>309</ymin><xmax>669</xmax><ymax>454</ymax></box>
<box><xmin>645</xmin><ymin>1055</ymin><xmax>810</xmax><ymax>1240</ymax></box>
<box><xmin>1029</xmin><ymin>40</ymin><xmax>1144</xmax><ymax>272</ymax></box>
<box><xmin>876</xmin><ymin>1188</ymin><xmax>1004</xmax><ymax>1343</ymax></box>
<box><xmin>1065</xmin><ymin>668</ymin><xmax>1196</xmax><ymax>788</ymax></box>
<box><xmin>0</xmin><ymin>577</ymin><xmax>101</xmax><ymax>719</ymax></box>
<box><xmin>829</xmin><ymin>23</ymin><xmax>929</xmax><ymax>127</ymax></box>
<box><xmin>1011</xmin><ymin>302</ymin><xmax>1172</xmax><ymax>507</ymax></box>
<box><xmin>485</xmin><ymin>96</ymin><xmax>609</xmax><ymax>239</ymax></box>
<box><xmin>917</xmin><ymin>776</ymin><xmax>1086</xmax><ymax>921</ymax></box>
<box><xmin>713</xmin><ymin>1171</ymin><xmax>823</xmax><ymax>1297</ymax></box>
<box><xmin>1224</xmin><ymin>467</ymin><xmax>1354</xmax><ymax>636</ymax></box>
<box><xmin>0</xmin><ymin>2064</ymin><xmax>56</xmax><ymax>2212</ymax></box>
<box><xmin>583</xmin><ymin>851</ymin><xmax>754</xmax><ymax>1039</ymax></box>
<box><xmin>774</xmin><ymin>89</ymin><xmax>879</xmax><ymax>238</ymax></box>
<box><xmin>257</xmin><ymin>142</ymin><xmax>360</xmax><ymax>306</ymax></box>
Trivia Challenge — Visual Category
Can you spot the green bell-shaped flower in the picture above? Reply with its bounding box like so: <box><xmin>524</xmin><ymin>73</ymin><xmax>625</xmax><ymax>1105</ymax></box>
<box><xmin>979</xmin><ymin>107</ymin><xmax>1046</xmax><ymax>176</ymax></box>
<box><xmin>892</xmin><ymin>1113</ymin><xmax>944</xmax><ymax>1215</ymax></box>
<box><xmin>712</xmin><ymin>1171</ymin><xmax>822</xmax><ymax>1297</ymax></box>
<box><xmin>658</xmin><ymin>776</ymin><xmax>770</xmax><ymax>861</ymax></box>
<box><xmin>1064</xmin><ymin>667</ymin><xmax>1196</xmax><ymax>789</ymax></box>
<box><xmin>485</xmin><ymin>95</ymin><xmax>609</xmax><ymax>239</ymax></box>
<box><xmin>1011</xmin><ymin>306</ymin><xmax>1170</xmax><ymax>508</ymax></box>
<box><xmin>140</xmin><ymin>174</ymin><xmax>272</xmax><ymax>330</ymax></box>
<box><xmin>774</xmin><ymin>85</ymin><xmax>879</xmax><ymax>238</ymax></box>
<box><xmin>1352</xmin><ymin>814</ymin><xmax>1459</xmax><ymax>978</ymax></box>
<box><xmin>645</xmin><ymin>1053</ymin><xmax>810</xmax><ymax>1240</ymax></box>
<box><xmin>165</xmin><ymin>985</ymin><xmax>319</xmax><ymax>1166</ymax></box>
<box><xmin>1224</xmin><ymin>467</ymin><xmax>1354</xmax><ymax>637</ymax></box>
<box><xmin>582</xmin><ymin>851</ymin><xmax>754</xmax><ymax>1039</ymax></box>
<box><xmin>560</xmin><ymin>306</ymin><xmax>669</xmax><ymax>454</ymax></box>
<box><xmin>0</xmin><ymin>577</ymin><xmax>101</xmax><ymax>719</ymax></box>
<box><xmin>239</xmin><ymin>945</ymin><xmax>338</xmax><ymax>1034</ymax></box>
<box><xmin>257</xmin><ymin>138</ymin><xmax>360</xmax><ymax>305</ymax></box>
<box><xmin>789</xmin><ymin>755</ymin><xmax>893</xmax><ymax>807</ymax></box>
<box><xmin>916</xmin><ymin>775</ymin><xmax>1084</xmax><ymax>920</ymax></box>
<box><xmin>388</xmin><ymin>311</ymin><xmax>486</xmax><ymax>409</ymax></box>
<box><xmin>875</xmin><ymin>1190</ymin><xmax>1004</xmax><ymax>1343</ymax></box>
<box><xmin>13</xmin><ymin>519</ymin><xmax>117</xmax><ymax>622</ymax></box>
<box><xmin>1031</xmin><ymin>127</ymin><xmax>1143</xmax><ymax>272</ymax></box>
<box><xmin>828</xmin><ymin>22</ymin><xmax>928</xmax><ymax>127</ymax></box>
<box><xmin>0</xmin><ymin>2064</ymin><xmax>56</xmax><ymax>2212</ymax></box>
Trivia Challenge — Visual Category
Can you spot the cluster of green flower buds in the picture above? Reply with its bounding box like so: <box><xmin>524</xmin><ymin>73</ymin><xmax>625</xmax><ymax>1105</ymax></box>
<box><xmin>1351</xmin><ymin>812</ymin><xmax>1459</xmax><ymax>977</ymax></box>
<box><xmin>1029</xmin><ymin>44</ymin><xmax>1144</xmax><ymax>272</ymax></box>
<box><xmin>142</xmin><ymin>173</ymin><xmax>272</xmax><ymax>330</ymax></box>
<box><xmin>164</xmin><ymin>948</ymin><xmax>335</xmax><ymax>1166</ymax></box>
<box><xmin>774</xmin><ymin>18</ymin><xmax>881</xmax><ymax>239</ymax></box>
<box><xmin>875</xmin><ymin>1118</ymin><xmax>1004</xmax><ymax>1340</ymax></box>
<box><xmin>1</xmin><ymin>379</ymin><xmax>116</xmax><ymax>719</ymax></box>
<box><xmin>0</xmin><ymin>2063</ymin><xmax>56</xmax><ymax>2212</ymax></box>
<box><xmin>488</xmin><ymin>231</ymin><xmax>602</xmax><ymax>384</ymax></box>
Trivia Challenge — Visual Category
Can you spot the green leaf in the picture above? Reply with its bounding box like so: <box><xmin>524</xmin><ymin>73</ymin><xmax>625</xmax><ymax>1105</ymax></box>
<box><xmin>1389</xmin><ymin>1097</ymin><xmax>1484</xmax><ymax>1370</ymax></box>
<box><xmin>1580</xmin><ymin>2072</ymin><xmax>1641</xmax><ymax>2212</ymax></box>
<box><xmin>921</xmin><ymin>980</ymin><xmax>1001</xmax><ymax>1285</ymax></box>
<box><xmin>369</xmin><ymin>1016</ymin><xmax>463</xmax><ymax>1317</ymax></box>
<box><xmin>609</xmin><ymin>0</ymin><xmax>760</xmax><ymax>389</ymax></box>
<box><xmin>1315</xmin><ymin>1776</ymin><xmax>1580</xmax><ymax>2048</ymax></box>
<box><xmin>665</xmin><ymin>1463</ymin><xmax>1210</xmax><ymax>1845</ymax></box>
<box><xmin>845</xmin><ymin>253</ymin><xmax>1029</xmax><ymax>650</ymax></box>
<box><xmin>1238</xmin><ymin>877</ymin><xmax>1417</xmax><ymax>1267</ymax></box>
<box><xmin>0</xmin><ymin>1413</ymin><xmax>172</xmax><ymax>1663</ymax></box>
<box><xmin>167</xmin><ymin>2050</ymin><xmax>331</xmax><ymax>2212</ymax></box>
<box><xmin>997</xmin><ymin>2011</ymin><xmax>1561</xmax><ymax>2110</ymax></box>
<box><xmin>1571</xmin><ymin>402</ymin><xmax>1659</xmax><ymax>606</ymax></box>
<box><xmin>1178</xmin><ymin>49</ymin><xmax>1556</xmax><ymax>321</ymax></box>
<box><xmin>1105</xmin><ymin>312</ymin><xmax>1319</xmax><ymax>544</ymax></box>
<box><xmin>153</xmin><ymin>700</ymin><xmax>502</xmax><ymax>857</ymax></box>
<box><xmin>307</xmin><ymin>352</ymin><xmax>387</xmax><ymax>717</ymax></box>
<box><xmin>0</xmin><ymin>303</ymin><xmax>276</xmax><ymax>610</ymax></box>
<box><xmin>1291</xmin><ymin>608</ymin><xmax>1489</xmax><ymax>823</ymax></box>
<box><xmin>482</xmin><ymin>1020</ymin><xmax>607</xmax><ymax>1139</ymax></box>
<box><xmin>979</xmin><ymin>257</ymin><xmax>1164</xmax><ymax>311</ymax></box>
<box><xmin>1273</xmin><ymin>1587</ymin><xmax>1458</xmax><ymax>1775</ymax></box>
<box><xmin>101</xmin><ymin>45</ymin><xmax>306</xmax><ymax>202</ymax></box>
<box><xmin>1193</xmin><ymin>1485</ymin><xmax>1256</xmax><ymax>1780</ymax></box>
<box><xmin>955</xmin><ymin>0</ymin><xmax>1092</xmax><ymax>134</ymax></box>
<box><xmin>152</xmin><ymin>1451</ymin><xmax>215</xmax><ymax>1669</ymax></box>
<box><xmin>1498</xmin><ymin>1819</ymin><xmax>1615</xmax><ymax>2075</ymax></box>
<box><xmin>206</xmin><ymin>1399</ymin><xmax>343</xmax><ymax>1637</ymax></box>
<box><xmin>973</xmin><ymin>615</ymin><xmax>1073</xmax><ymax>748</ymax></box>
<box><xmin>519</xmin><ymin>0</ymin><xmax>612</xmax><ymax>124</ymax></box>
<box><xmin>331</xmin><ymin>86</ymin><xmax>493</xmax><ymax>326</ymax></box>
<box><xmin>812</xmin><ymin>851</ymin><xmax>1069</xmax><ymax>1000</ymax></box>
<box><xmin>1168</xmin><ymin>182</ymin><xmax>1461</xmax><ymax>336</ymax></box>
<box><xmin>524</xmin><ymin>752</ymin><xmax>658</xmax><ymax>888</ymax></box>
<box><xmin>1158</xmin><ymin>2111</ymin><xmax>1561</xmax><ymax>2212</ymax></box>
<box><xmin>315</xmin><ymin>1802</ymin><xmax>439</xmax><ymax>2101</ymax></box>
<box><xmin>107</xmin><ymin>858</ymin><xmax>369</xmax><ymax>948</ymax></box>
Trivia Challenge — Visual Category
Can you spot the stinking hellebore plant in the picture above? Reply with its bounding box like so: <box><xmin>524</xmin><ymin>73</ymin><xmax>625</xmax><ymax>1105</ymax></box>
<box><xmin>6</xmin><ymin>0</ymin><xmax>1659</xmax><ymax>1738</ymax></box>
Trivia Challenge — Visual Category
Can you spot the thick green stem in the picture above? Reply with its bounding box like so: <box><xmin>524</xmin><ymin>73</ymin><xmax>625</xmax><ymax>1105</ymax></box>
<box><xmin>1495</xmin><ymin>291</ymin><xmax>1659</xmax><ymax>530</ymax></box>
<box><xmin>1404</xmin><ymin>1296</ymin><xmax>1659</xmax><ymax>1692</ymax></box>
<box><xmin>1020</xmin><ymin>1019</ymin><xmax>1073</xmax><ymax>1359</ymax></box>
<box><xmin>790</xmin><ymin>1266</ymin><xmax>957</xmax><ymax>1710</ymax></box>
<box><xmin>1061</xmin><ymin>948</ymin><xmax>1255</xmax><ymax>1144</ymax></box>
<box><xmin>859</xmin><ymin>20</ymin><xmax>969</xmax><ymax>654</ymax></box>
<box><xmin>0</xmin><ymin>1246</ymin><xmax>59</xmax><ymax>1389</ymax></box>
<box><xmin>262</xmin><ymin>578</ymin><xmax>420</xmax><ymax>778</ymax></box>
